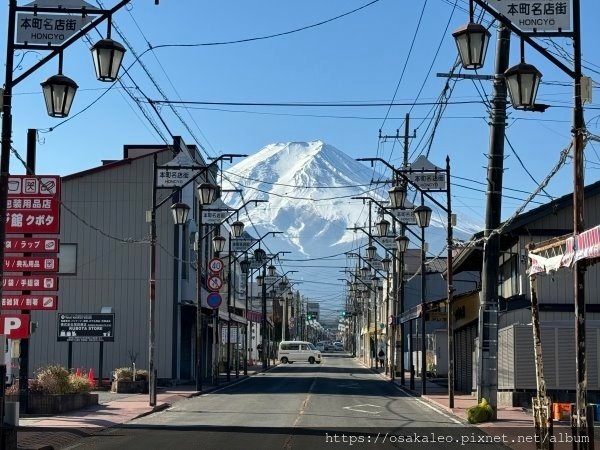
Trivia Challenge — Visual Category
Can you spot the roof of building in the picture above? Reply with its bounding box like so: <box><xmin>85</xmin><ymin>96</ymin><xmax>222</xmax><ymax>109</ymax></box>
<box><xmin>452</xmin><ymin>178</ymin><xmax>600</xmax><ymax>274</ymax></box>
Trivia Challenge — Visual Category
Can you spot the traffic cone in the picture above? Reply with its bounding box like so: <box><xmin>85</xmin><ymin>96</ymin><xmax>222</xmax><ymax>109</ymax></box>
<box><xmin>88</xmin><ymin>368</ymin><xmax>95</xmax><ymax>388</ymax></box>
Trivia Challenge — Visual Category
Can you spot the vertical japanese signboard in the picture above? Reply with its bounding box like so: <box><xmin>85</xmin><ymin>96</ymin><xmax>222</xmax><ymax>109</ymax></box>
<box><xmin>2</xmin><ymin>175</ymin><xmax>62</xmax><ymax>316</ymax></box>
<box><xmin>7</xmin><ymin>175</ymin><xmax>61</xmax><ymax>234</ymax></box>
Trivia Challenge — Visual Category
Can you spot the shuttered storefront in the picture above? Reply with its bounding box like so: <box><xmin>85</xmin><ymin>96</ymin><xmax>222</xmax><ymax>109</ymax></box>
<box><xmin>455</xmin><ymin>321</ymin><xmax>477</xmax><ymax>394</ymax></box>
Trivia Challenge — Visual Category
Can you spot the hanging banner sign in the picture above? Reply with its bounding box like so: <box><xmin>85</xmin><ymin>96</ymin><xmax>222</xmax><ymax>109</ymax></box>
<box><xmin>484</xmin><ymin>0</ymin><xmax>572</xmax><ymax>33</ymax></box>
<box><xmin>231</xmin><ymin>238</ymin><xmax>256</xmax><ymax>253</ymax></box>
<box><xmin>5</xmin><ymin>237</ymin><xmax>59</xmax><ymax>253</ymax></box>
<box><xmin>2</xmin><ymin>295</ymin><xmax>57</xmax><ymax>310</ymax></box>
<box><xmin>201</xmin><ymin>210</ymin><xmax>230</xmax><ymax>224</ymax></box>
<box><xmin>4</xmin><ymin>256</ymin><xmax>58</xmax><ymax>272</ymax></box>
<box><xmin>3</xmin><ymin>275</ymin><xmax>58</xmax><ymax>291</ymax></box>
<box><xmin>7</xmin><ymin>175</ymin><xmax>61</xmax><ymax>234</ymax></box>
<box><xmin>16</xmin><ymin>13</ymin><xmax>92</xmax><ymax>46</ymax></box>
<box><xmin>156</xmin><ymin>152</ymin><xmax>201</xmax><ymax>188</ymax></box>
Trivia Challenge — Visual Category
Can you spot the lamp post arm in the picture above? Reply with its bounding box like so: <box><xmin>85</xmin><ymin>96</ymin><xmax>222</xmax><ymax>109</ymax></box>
<box><xmin>471</xmin><ymin>0</ymin><xmax>575</xmax><ymax>78</ymax></box>
<box><xmin>355</xmin><ymin>159</ymin><xmax>450</xmax><ymax>212</ymax></box>
<box><xmin>11</xmin><ymin>0</ymin><xmax>138</xmax><ymax>87</ymax></box>
<box><xmin>154</xmin><ymin>153</ymin><xmax>246</xmax><ymax>211</ymax></box>
<box><xmin>199</xmin><ymin>199</ymin><xmax>269</xmax><ymax>241</ymax></box>
<box><xmin>264</xmin><ymin>270</ymin><xmax>298</xmax><ymax>292</ymax></box>
<box><xmin>345</xmin><ymin>252</ymin><xmax>387</xmax><ymax>279</ymax></box>
<box><xmin>347</xmin><ymin>223</ymin><xmax>421</xmax><ymax>246</ymax></box>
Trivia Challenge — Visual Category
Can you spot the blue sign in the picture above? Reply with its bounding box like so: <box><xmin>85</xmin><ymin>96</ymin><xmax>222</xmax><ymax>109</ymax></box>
<box><xmin>207</xmin><ymin>292</ymin><xmax>222</xmax><ymax>309</ymax></box>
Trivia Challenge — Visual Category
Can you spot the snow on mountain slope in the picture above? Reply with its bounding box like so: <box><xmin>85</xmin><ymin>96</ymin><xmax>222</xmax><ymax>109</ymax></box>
<box><xmin>221</xmin><ymin>140</ymin><xmax>482</xmax><ymax>318</ymax></box>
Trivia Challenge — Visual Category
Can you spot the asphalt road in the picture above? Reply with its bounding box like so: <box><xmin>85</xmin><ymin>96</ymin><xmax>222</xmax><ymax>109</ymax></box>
<box><xmin>68</xmin><ymin>354</ymin><xmax>509</xmax><ymax>450</ymax></box>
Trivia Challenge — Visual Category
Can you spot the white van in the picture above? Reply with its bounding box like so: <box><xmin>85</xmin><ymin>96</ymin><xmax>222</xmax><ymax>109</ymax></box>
<box><xmin>278</xmin><ymin>341</ymin><xmax>322</xmax><ymax>364</ymax></box>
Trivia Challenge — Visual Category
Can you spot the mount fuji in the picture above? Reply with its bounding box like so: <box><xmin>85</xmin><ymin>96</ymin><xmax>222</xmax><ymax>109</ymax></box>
<box><xmin>221</xmin><ymin>140</ymin><xmax>481</xmax><ymax>319</ymax></box>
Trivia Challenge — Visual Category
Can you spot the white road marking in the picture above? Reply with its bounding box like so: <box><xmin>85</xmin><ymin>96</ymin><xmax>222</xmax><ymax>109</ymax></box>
<box><xmin>343</xmin><ymin>404</ymin><xmax>383</xmax><ymax>414</ymax></box>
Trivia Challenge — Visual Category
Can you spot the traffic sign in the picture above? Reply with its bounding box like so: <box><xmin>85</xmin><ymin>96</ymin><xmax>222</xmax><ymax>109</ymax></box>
<box><xmin>2</xmin><ymin>295</ymin><xmax>57</xmax><ymax>310</ymax></box>
<box><xmin>485</xmin><ymin>0</ymin><xmax>571</xmax><ymax>33</ymax></box>
<box><xmin>208</xmin><ymin>258</ymin><xmax>224</xmax><ymax>273</ymax></box>
<box><xmin>0</xmin><ymin>314</ymin><xmax>30</xmax><ymax>339</ymax></box>
<box><xmin>207</xmin><ymin>275</ymin><xmax>223</xmax><ymax>292</ymax></box>
<box><xmin>207</xmin><ymin>292</ymin><xmax>222</xmax><ymax>309</ymax></box>
<box><xmin>5</xmin><ymin>237</ymin><xmax>59</xmax><ymax>253</ymax></box>
<box><xmin>57</xmin><ymin>313</ymin><xmax>114</xmax><ymax>342</ymax></box>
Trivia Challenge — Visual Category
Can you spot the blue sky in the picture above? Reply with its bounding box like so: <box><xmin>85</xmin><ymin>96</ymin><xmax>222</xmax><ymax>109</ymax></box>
<box><xmin>3</xmin><ymin>1</ymin><xmax>600</xmax><ymax>309</ymax></box>
<box><xmin>0</xmin><ymin>0</ymin><xmax>600</xmax><ymax>316</ymax></box>
<box><xmin>4</xmin><ymin>0</ymin><xmax>599</xmax><ymax>224</ymax></box>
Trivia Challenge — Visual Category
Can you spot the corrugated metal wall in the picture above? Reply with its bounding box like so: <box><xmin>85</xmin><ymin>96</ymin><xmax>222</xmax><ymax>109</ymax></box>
<box><xmin>28</xmin><ymin>151</ymin><xmax>179</xmax><ymax>380</ymax></box>
<box><xmin>498</xmin><ymin>323</ymin><xmax>600</xmax><ymax>390</ymax></box>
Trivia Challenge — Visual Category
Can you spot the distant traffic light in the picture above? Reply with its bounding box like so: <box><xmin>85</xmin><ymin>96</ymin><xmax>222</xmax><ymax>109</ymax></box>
<box><xmin>307</xmin><ymin>313</ymin><xmax>313</xmax><ymax>320</ymax></box>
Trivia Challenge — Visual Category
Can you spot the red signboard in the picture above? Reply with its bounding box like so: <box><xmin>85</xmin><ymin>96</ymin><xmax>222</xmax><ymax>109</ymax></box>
<box><xmin>5</xmin><ymin>237</ymin><xmax>59</xmax><ymax>254</ymax></box>
<box><xmin>0</xmin><ymin>314</ymin><xmax>30</xmax><ymax>338</ymax></box>
<box><xmin>2</xmin><ymin>295</ymin><xmax>57</xmax><ymax>310</ymax></box>
<box><xmin>4</xmin><ymin>256</ymin><xmax>58</xmax><ymax>272</ymax></box>
<box><xmin>3</xmin><ymin>275</ymin><xmax>58</xmax><ymax>291</ymax></box>
<box><xmin>7</xmin><ymin>175</ymin><xmax>61</xmax><ymax>234</ymax></box>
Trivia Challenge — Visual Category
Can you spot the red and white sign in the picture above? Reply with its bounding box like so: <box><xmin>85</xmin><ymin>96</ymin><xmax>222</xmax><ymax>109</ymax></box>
<box><xmin>2</xmin><ymin>295</ymin><xmax>57</xmax><ymax>310</ymax></box>
<box><xmin>5</xmin><ymin>237</ymin><xmax>59</xmax><ymax>253</ymax></box>
<box><xmin>207</xmin><ymin>275</ymin><xmax>223</xmax><ymax>292</ymax></box>
<box><xmin>0</xmin><ymin>314</ymin><xmax>30</xmax><ymax>339</ymax></box>
<box><xmin>3</xmin><ymin>275</ymin><xmax>58</xmax><ymax>291</ymax></box>
<box><xmin>4</xmin><ymin>256</ymin><xmax>58</xmax><ymax>272</ymax></box>
<box><xmin>208</xmin><ymin>258</ymin><xmax>224</xmax><ymax>273</ymax></box>
<box><xmin>7</xmin><ymin>175</ymin><xmax>61</xmax><ymax>234</ymax></box>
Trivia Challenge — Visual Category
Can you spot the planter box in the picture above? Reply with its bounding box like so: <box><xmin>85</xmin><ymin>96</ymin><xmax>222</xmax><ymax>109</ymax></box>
<box><xmin>6</xmin><ymin>393</ymin><xmax>99</xmax><ymax>415</ymax></box>
<box><xmin>111</xmin><ymin>380</ymin><xmax>148</xmax><ymax>394</ymax></box>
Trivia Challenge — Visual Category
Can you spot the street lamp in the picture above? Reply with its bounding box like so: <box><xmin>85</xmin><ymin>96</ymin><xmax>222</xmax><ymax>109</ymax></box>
<box><xmin>267</xmin><ymin>265</ymin><xmax>276</xmax><ymax>277</ymax></box>
<box><xmin>170</xmin><ymin>202</ymin><xmax>190</xmax><ymax>225</ymax></box>
<box><xmin>452</xmin><ymin>1</ymin><xmax>586</xmax><ymax>430</ymax></box>
<box><xmin>41</xmin><ymin>73</ymin><xmax>78</xmax><ymax>118</ymax></box>
<box><xmin>366</xmin><ymin>245</ymin><xmax>377</xmax><ymax>261</ymax></box>
<box><xmin>381</xmin><ymin>257</ymin><xmax>391</xmax><ymax>272</ymax></box>
<box><xmin>212</xmin><ymin>235</ymin><xmax>226</xmax><ymax>254</ymax></box>
<box><xmin>395</xmin><ymin>235</ymin><xmax>409</xmax><ymax>253</ymax></box>
<box><xmin>231</xmin><ymin>220</ymin><xmax>245</xmax><ymax>238</ymax></box>
<box><xmin>452</xmin><ymin>22</ymin><xmax>491</xmax><ymax>70</ymax></box>
<box><xmin>504</xmin><ymin>61</ymin><xmax>542</xmax><ymax>111</ymax></box>
<box><xmin>194</xmin><ymin>180</ymin><xmax>218</xmax><ymax>393</ymax></box>
<box><xmin>254</xmin><ymin>247</ymin><xmax>266</xmax><ymax>263</ymax></box>
<box><xmin>414</xmin><ymin>205</ymin><xmax>432</xmax><ymax>229</ymax></box>
<box><xmin>377</xmin><ymin>218</ymin><xmax>390</xmax><ymax>237</ymax></box>
<box><xmin>389</xmin><ymin>185</ymin><xmax>407</xmax><ymax>209</ymax></box>
<box><xmin>91</xmin><ymin>38</ymin><xmax>127</xmax><ymax>82</ymax></box>
<box><xmin>415</xmin><ymin>201</ymin><xmax>431</xmax><ymax>395</ymax></box>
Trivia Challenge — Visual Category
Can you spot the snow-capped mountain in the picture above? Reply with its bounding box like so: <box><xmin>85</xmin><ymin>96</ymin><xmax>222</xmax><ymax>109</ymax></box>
<box><xmin>222</xmin><ymin>140</ymin><xmax>385</xmax><ymax>255</ymax></box>
<box><xmin>221</xmin><ymin>140</ymin><xmax>481</xmax><ymax>318</ymax></box>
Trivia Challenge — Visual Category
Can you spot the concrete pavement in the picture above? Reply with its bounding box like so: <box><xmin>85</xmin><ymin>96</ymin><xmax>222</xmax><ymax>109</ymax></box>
<box><xmin>15</xmin><ymin>365</ymin><xmax>268</xmax><ymax>450</ymax></box>
<box><xmin>367</xmin><ymin>363</ymin><xmax>597</xmax><ymax>450</ymax></box>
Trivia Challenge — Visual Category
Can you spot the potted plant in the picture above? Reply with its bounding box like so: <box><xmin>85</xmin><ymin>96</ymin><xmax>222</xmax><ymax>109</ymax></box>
<box><xmin>111</xmin><ymin>367</ymin><xmax>149</xmax><ymax>393</ymax></box>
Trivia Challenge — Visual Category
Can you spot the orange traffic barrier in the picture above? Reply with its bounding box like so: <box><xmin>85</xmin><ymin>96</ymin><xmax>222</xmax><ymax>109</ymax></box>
<box><xmin>552</xmin><ymin>403</ymin><xmax>571</xmax><ymax>421</ymax></box>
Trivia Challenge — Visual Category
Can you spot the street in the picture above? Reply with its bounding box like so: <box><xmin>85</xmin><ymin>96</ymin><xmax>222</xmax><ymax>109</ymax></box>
<box><xmin>68</xmin><ymin>354</ymin><xmax>509</xmax><ymax>450</ymax></box>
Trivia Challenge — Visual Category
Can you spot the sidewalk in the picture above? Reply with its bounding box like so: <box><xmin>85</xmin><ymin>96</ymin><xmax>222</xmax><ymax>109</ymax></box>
<box><xmin>15</xmin><ymin>364</ymin><xmax>269</xmax><ymax>450</ymax></box>
<box><xmin>370</xmin><ymin>365</ymin><xmax>596</xmax><ymax>450</ymax></box>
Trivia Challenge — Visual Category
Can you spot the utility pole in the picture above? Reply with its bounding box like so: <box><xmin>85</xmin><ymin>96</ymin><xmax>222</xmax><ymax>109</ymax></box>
<box><xmin>477</xmin><ymin>24</ymin><xmax>511</xmax><ymax>417</ymax></box>
<box><xmin>380</xmin><ymin>114</ymin><xmax>415</xmax><ymax>384</ymax></box>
